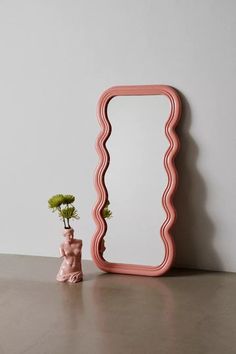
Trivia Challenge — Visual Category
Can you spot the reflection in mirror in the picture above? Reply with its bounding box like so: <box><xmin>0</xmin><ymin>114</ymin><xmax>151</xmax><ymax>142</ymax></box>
<box><xmin>103</xmin><ymin>95</ymin><xmax>171</xmax><ymax>266</ymax></box>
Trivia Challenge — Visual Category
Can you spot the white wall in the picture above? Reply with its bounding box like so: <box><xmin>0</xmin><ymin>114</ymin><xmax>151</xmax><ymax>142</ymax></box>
<box><xmin>0</xmin><ymin>0</ymin><xmax>235</xmax><ymax>272</ymax></box>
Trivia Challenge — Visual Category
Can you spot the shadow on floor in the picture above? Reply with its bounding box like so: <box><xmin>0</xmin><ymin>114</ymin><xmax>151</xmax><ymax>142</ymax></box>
<box><xmin>172</xmin><ymin>92</ymin><xmax>221</xmax><ymax>271</ymax></box>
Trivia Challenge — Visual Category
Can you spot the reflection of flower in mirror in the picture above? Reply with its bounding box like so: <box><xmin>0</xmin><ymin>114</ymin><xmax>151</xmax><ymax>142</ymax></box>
<box><xmin>102</xmin><ymin>200</ymin><xmax>112</xmax><ymax>219</ymax></box>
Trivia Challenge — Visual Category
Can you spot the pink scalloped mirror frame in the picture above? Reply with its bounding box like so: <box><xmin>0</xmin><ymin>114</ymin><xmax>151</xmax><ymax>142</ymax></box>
<box><xmin>91</xmin><ymin>85</ymin><xmax>181</xmax><ymax>276</ymax></box>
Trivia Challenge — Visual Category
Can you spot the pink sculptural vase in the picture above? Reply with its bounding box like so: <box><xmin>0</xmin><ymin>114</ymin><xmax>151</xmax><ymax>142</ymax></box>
<box><xmin>56</xmin><ymin>228</ymin><xmax>83</xmax><ymax>283</ymax></box>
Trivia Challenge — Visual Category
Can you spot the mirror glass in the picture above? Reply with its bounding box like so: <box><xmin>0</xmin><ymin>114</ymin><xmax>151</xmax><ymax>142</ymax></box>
<box><xmin>104</xmin><ymin>95</ymin><xmax>171</xmax><ymax>266</ymax></box>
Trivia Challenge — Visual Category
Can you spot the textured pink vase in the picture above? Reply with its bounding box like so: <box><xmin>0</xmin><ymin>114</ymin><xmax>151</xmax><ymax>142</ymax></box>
<box><xmin>56</xmin><ymin>228</ymin><xmax>83</xmax><ymax>283</ymax></box>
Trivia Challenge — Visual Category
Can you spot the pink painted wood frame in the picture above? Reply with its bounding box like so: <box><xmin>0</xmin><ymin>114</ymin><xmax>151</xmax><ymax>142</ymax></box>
<box><xmin>91</xmin><ymin>85</ymin><xmax>181</xmax><ymax>276</ymax></box>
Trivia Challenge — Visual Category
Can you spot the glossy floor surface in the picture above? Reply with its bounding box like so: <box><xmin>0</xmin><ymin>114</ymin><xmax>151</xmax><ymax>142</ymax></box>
<box><xmin>0</xmin><ymin>255</ymin><xmax>235</xmax><ymax>354</ymax></box>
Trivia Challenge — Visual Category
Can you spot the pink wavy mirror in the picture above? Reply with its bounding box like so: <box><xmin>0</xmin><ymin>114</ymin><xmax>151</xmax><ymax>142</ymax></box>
<box><xmin>91</xmin><ymin>85</ymin><xmax>181</xmax><ymax>276</ymax></box>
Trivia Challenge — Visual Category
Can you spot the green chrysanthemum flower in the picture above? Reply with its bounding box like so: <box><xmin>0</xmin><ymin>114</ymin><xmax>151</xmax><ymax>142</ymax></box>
<box><xmin>48</xmin><ymin>194</ymin><xmax>79</xmax><ymax>228</ymax></box>
<box><xmin>59</xmin><ymin>206</ymin><xmax>79</xmax><ymax>220</ymax></box>
<box><xmin>62</xmin><ymin>195</ymin><xmax>75</xmax><ymax>205</ymax></box>
<box><xmin>48</xmin><ymin>194</ymin><xmax>64</xmax><ymax>210</ymax></box>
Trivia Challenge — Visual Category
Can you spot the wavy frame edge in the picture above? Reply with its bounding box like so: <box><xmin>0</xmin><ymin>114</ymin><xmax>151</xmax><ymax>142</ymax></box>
<box><xmin>91</xmin><ymin>85</ymin><xmax>181</xmax><ymax>276</ymax></box>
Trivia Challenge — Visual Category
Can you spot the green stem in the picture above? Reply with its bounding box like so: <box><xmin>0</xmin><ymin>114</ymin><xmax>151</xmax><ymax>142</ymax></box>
<box><xmin>67</xmin><ymin>218</ymin><xmax>70</xmax><ymax>228</ymax></box>
<box><xmin>58</xmin><ymin>206</ymin><xmax>66</xmax><ymax>228</ymax></box>
<box><xmin>67</xmin><ymin>203</ymin><xmax>71</xmax><ymax>228</ymax></box>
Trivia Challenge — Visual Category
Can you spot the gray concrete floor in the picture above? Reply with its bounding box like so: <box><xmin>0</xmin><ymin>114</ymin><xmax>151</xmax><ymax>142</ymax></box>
<box><xmin>0</xmin><ymin>255</ymin><xmax>236</xmax><ymax>354</ymax></box>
